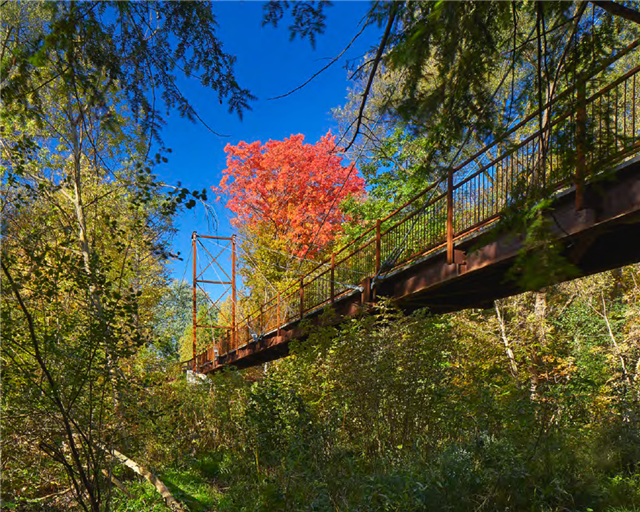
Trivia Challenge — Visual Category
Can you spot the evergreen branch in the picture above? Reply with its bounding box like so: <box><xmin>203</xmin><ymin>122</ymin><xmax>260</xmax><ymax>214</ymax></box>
<box><xmin>591</xmin><ymin>0</ymin><xmax>640</xmax><ymax>24</ymax></box>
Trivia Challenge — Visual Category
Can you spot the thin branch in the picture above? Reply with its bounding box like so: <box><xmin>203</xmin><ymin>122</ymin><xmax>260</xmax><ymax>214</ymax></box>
<box><xmin>268</xmin><ymin>12</ymin><xmax>372</xmax><ymax>100</ymax></box>
<box><xmin>349</xmin><ymin>58</ymin><xmax>376</xmax><ymax>81</ymax></box>
<box><xmin>1</xmin><ymin>261</ymin><xmax>95</xmax><ymax>510</ymax></box>
<box><xmin>124</xmin><ymin>8</ymin><xmax>229</xmax><ymax>138</ymax></box>
<box><xmin>1</xmin><ymin>25</ymin><xmax>13</xmax><ymax>68</ymax></box>
<box><xmin>344</xmin><ymin>3</ymin><xmax>398</xmax><ymax>152</ymax></box>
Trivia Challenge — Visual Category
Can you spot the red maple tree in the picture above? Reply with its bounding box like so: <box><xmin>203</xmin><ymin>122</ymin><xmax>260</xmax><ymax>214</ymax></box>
<box><xmin>214</xmin><ymin>132</ymin><xmax>365</xmax><ymax>257</ymax></box>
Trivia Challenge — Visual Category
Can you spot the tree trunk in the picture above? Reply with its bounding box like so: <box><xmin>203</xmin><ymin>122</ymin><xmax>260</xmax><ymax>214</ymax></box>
<box><xmin>495</xmin><ymin>301</ymin><xmax>519</xmax><ymax>378</ymax></box>
<box><xmin>528</xmin><ymin>291</ymin><xmax>547</xmax><ymax>401</ymax></box>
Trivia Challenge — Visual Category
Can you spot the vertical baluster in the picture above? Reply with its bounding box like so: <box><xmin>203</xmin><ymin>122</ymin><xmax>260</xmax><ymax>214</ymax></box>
<box><xmin>589</xmin><ymin>100</ymin><xmax>593</xmax><ymax>169</ymax></box>
<box><xmin>615</xmin><ymin>84</ymin><xmax>619</xmax><ymax>151</ymax></box>
<box><xmin>633</xmin><ymin>73</ymin><xmax>636</xmax><ymax>138</ymax></box>
<box><xmin>277</xmin><ymin>292</ymin><xmax>281</xmax><ymax>336</ymax></box>
<box><xmin>505</xmin><ymin>154</ymin><xmax>509</xmax><ymax>209</ymax></box>
<box><xmin>549</xmin><ymin>123</ymin><xmax>553</xmax><ymax>183</ymax></box>
<box><xmin>505</xmin><ymin>153</ymin><xmax>509</xmax><ymax>207</ymax></box>
<box><xmin>624</xmin><ymin>79</ymin><xmax>628</xmax><ymax>144</ymax></box>
<box><xmin>494</xmin><ymin>158</ymin><xmax>497</xmax><ymax>215</ymax></box>
<box><xmin>476</xmin><ymin>175</ymin><xmax>480</xmax><ymax>226</ymax></box>
<box><xmin>599</xmin><ymin>94</ymin><xmax>603</xmax><ymax>160</ymax></box>
<box><xmin>299</xmin><ymin>279</ymin><xmax>304</xmax><ymax>319</ymax></box>
<box><xmin>511</xmin><ymin>149</ymin><xmax>515</xmax><ymax>203</ymax></box>
<box><xmin>376</xmin><ymin>219</ymin><xmax>382</xmax><ymax>274</ymax></box>
<box><xmin>447</xmin><ymin>164</ymin><xmax>455</xmax><ymax>264</ymax></box>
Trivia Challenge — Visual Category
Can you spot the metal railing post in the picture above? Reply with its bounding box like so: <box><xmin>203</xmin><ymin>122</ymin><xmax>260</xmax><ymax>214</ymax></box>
<box><xmin>375</xmin><ymin>219</ymin><xmax>381</xmax><ymax>272</ymax></box>
<box><xmin>446</xmin><ymin>168</ymin><xmax>454</xmax><ymax>265</ymax></box>
<box><xmin>299</xmin><ymin>279</ymin><xmax>304</xmax><ymax>319</ymax></box>
<box><xmin>277</xmin><ymin>292</ymin><xmax>281</xmax><ymax>336</ymax></box>
<box><xmin>330</xmin><ymin>253</ymin><xmax>335</xmax><ymax>303</ymax></box>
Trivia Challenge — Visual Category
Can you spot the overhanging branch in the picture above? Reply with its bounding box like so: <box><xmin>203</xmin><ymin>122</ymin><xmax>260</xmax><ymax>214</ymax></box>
<box><xmin>591</xmin><ymin>0</ymin><xmax>640</xmax><ymax>25</ymax></box>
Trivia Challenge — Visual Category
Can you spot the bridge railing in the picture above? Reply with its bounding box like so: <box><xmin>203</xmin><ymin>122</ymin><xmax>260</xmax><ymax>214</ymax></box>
<box><xmin>191</xmin><ymin>42</ymin><xmax>639</xmax><ymax>370</ymax></box>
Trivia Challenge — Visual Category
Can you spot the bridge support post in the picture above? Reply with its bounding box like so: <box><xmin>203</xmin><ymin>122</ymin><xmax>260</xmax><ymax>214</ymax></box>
<box><xmin>192</xmin><ymin>232</ymin><xmax>197</xmax><ymax>372</ymax></box>
<box><xmin>454</xmin><ymin>249</ymin><xmax>467</xmax><ymax>275</ymax></box>
<box><xmin>232</xmin><ymin>235</ymin><xmax>237</xmax><ymax>350</ymax></box>
<box><xmin>190</xmin><ymin>234</ymin><xmax>236</xmax><ymax>366</ymax></box>
<box><xmin>376</xmin><ymin>219</ymin><xmax>381</xmax><ymax>272</ymax></box>
<box><xmin>360</xmin><ymin>277</ymin><xmax>372</xmax><ymax>304</ymax></box>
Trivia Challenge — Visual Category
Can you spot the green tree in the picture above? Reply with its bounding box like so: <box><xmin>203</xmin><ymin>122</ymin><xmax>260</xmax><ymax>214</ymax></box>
<box><xmin>344</xmin><ymin>1</ymin><xmax>639</xmax><ymax>147</ymax></box>
<box><xmin>1</xmin><ymin>85</ymin><xmax>172</xmax><ymax>507</ymax></box>
<box><xmin>152</xmin><ymin>280</ymin><xmax>193</xmax><ymax>360</ymax></box>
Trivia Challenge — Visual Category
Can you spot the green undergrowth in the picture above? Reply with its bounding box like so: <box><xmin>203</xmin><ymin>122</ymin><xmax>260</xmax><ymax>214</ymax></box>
<box><xmin>213</xmin><ymin>449</ymin><xmax>640</xmax><ymax>512</ymax></box>
<box><xmin>111</xmin><ymin>456</ymin><xmax>222</xmax><ymax>512</ymax></box>
<box><xmin>160</xmin><ymin>458</ymin><xmax>222</xmax><ymax>511</ymax></box>
<box><xmin>111</xmin><ymin>276</ymin><xmax>640</xmax><ymax>512</ymax></box>
<box><xmin>107</xmin><ymin>448</ymin><xmax>640</xmax><ymax>512</ymax></box>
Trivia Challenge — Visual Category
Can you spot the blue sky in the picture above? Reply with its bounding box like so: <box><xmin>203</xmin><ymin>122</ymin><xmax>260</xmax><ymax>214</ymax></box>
<box><xmin>154</xmin><ymin>1</ymin><xmax>381</xmax><ymax>280</ymax></box>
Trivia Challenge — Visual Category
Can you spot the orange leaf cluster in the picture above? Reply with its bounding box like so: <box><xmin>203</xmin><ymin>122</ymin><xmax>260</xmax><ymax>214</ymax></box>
<box><xmin>214</xmin><ymin>132</ymin><xmax>365</xmax><ymax>257</ymax></box>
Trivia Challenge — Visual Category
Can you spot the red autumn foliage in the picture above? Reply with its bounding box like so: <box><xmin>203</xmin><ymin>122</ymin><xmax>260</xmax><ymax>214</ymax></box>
<box><xmin>214</xmin><ymin>132</ymin><xmax>365</xmax><ymax>257</ymax></box>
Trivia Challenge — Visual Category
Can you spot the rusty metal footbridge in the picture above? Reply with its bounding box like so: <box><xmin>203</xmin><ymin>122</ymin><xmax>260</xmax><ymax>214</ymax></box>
<box><xmin>187</xmin><ymin>43</ymin><xmax>640</xmax><ymax>375</ymax></box>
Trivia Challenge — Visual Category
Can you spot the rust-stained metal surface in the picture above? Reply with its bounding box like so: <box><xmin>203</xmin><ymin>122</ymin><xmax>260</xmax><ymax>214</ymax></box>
<box><xmin>191</xmin><ymin>234</ymin><xmax>237</xmax><ymax>370</ymax></box>
<box><xmin>186</xmin><ymin>42</ymin><xmax>640</xmax><ymax>375</ymax></box>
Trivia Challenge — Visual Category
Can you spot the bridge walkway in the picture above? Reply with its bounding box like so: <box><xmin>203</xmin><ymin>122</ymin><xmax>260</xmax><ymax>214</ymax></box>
<box><xmin>188</xmin><ymin>43</ymin><xmax>640</xmax><ymax>374</ymax></box>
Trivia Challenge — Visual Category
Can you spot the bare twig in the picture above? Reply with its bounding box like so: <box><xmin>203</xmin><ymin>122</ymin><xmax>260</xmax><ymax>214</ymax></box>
<box><xmin>2</xmin><ymin>261</ymin><xmax>95</xmax><ymax>511</ymax></box>
<box><xmin>269</xmin><ymin>11</ymin><xmax>373</xmax><ymax>100</ymax></box>
<box><xmin>344</xmin><ymin>3</ymin><xmax>398</xmax><ymax>152</ymax></box>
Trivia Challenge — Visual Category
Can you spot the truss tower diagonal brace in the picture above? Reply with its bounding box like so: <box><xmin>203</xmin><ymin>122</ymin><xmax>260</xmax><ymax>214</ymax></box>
<box><xmin>192</xmin><ymin>232</ymin><xmax>237</xmax><ymax>372</ymax></box>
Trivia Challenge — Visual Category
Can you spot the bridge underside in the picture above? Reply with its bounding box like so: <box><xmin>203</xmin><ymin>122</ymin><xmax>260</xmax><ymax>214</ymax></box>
<box><xmin>206</xmin><ymin>159</ymin><xmax>640</xmax><ymax>373</ymax></box>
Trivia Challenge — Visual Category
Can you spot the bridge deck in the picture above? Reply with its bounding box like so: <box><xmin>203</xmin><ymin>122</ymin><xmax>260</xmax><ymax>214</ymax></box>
<box><xmin>188</xmin><ymin>43</ymin><xmax>640</xmax><ymax>374</ymax></box>
<box><xmin>199</xmin><ymin>158</ymin><xmax>640</xmax><ymax>372</ymax></box>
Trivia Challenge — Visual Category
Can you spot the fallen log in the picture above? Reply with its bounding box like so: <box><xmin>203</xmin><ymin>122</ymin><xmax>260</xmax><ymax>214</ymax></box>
<box><xmin>101</xmin><ymin>469</ymin><xmax>133</xmax><ymax>499</ymax></box>
<box><xmin>97</xmin><ymin>444</ymin><xmax>185</xmax><ymax>512</ymax></box>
